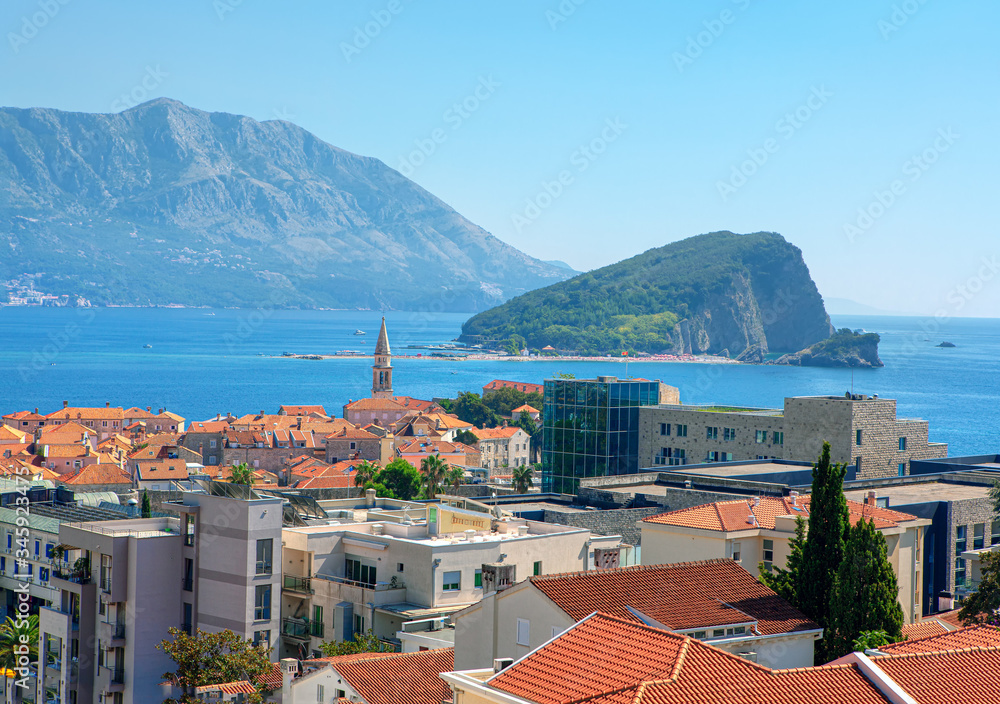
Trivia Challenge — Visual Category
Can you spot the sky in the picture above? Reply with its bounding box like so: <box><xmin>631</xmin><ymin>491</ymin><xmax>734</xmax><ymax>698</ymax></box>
<box><xmin>2</xmin><ymin>1</ymin><xmax>998</xmax><ymax>317</ymax></box>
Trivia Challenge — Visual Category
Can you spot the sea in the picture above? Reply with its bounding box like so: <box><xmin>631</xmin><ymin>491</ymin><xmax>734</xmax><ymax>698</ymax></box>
<box><xmin>0</xmin><ymin>307</ymin><xmax>998</xmax><ymax>456</ymax></box>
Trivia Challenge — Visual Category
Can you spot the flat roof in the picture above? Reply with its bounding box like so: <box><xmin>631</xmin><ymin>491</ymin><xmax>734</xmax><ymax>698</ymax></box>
<box><xmin>844</xmin><ymin>482</ymin><xmax>992</xmax><ymax>505</ymax></box>
<box><xmin>676</xmin><ymin>461</ymin><xmax>813</xmax><ymax>478</ymax></box>
<box><xmin>501</xmin><ymin>502</ymin><xmax>593</xmax><ymax>515</ymax></box>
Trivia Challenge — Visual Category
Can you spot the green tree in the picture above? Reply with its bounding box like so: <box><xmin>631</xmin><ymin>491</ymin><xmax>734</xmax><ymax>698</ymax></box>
<box><xmin>318</xmin><ymin>629</ymin><xmax>393</xmax><ymax>657</ymax></box>
<box><xmin>419</xmin><ymin>454</ymin><xmax>449</xmax><ymax>499</ymax></box>
<box><xmin>361</xmin><ymin>481</ymin><xmax>395</xmax><ymax>499</ymax></box>
<box><xmin>512</xmin><ymin>464</ymin><xmax>534</xmax><ymax>494</ymax></box>
<box><xmin>852</xmin><ymin>630</ymin><xmax>893</xmax><ymax>651</ymax></box>
<box><xmin>990</xmin><ymin>480</ymin><xmax>1000</xmax><ymax>516</ymax></box>
<box><xmin>826</xmin><ymin>518</ymin><xmax>904</xmax><ymax>659</ymax></box>
<box><xmin>0</xmin><ymin>615</ymin><xmax>38</xmax><ymax>703</ymax></box>
<box><xmin>453</xmin><ymin>429</ymin><xmax>478</xmax><ymax>446</ymax></box>
<box><xmin>157</xmin><ymin>628</ymin><xmax>272</xmax><ymax>704</ymax></box>
<box><xmin>141</xmin><ymin>489</ymin><xmax>152</xmax><ymax>518</ymax></box>
<box><xmin>229</xmin><ymin>462</ymin><xmax>255</xmax><ymax>486</ymax></box>
<box><xmin>554</xmin><ymin>371</ymin><xmax>575</xmax><ymax>378</ymax></box>
<box><xmin>760</xmin><ymin>516</ymin><xmax>806</xmax><ymax>606</ymax></box>
<box><xmin>452</xmin><ymin>392</ymin><xmax>501</xmax><ymax>428</ymax></box>
<box><xmin>958</xmin><ymin>551</ymin><xmax>1000</xmax><ymax>626</ymax></box>
<box><xmin>798</xmin><ymin>442</ymin><xmax>849</xmax><ymax>658</ymax></box>
<box><xmin>375</xmin><ymin>459</ymin><xmax>421</xmax><ymax>500</ymax></box>
<box><xmin>482</xmin><ymin>387</ymin><xmax>543</xmax><ymax>417</ymax></box>
<box><xmin>446</xmin><ymin>465</ymin><xmax>465</xmax><ymax>493</ymax></box>
<box><xmin>353</xmin><ymin>460</ymin><xmax>380</xmax><ymax>488</ymax></box>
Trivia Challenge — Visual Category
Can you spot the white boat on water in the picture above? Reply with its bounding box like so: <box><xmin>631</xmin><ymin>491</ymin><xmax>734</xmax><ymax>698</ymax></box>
<box><xmin>353</xmin><ymin>329</ymin><xmax>366</xmax><ymax>335</ymax></box>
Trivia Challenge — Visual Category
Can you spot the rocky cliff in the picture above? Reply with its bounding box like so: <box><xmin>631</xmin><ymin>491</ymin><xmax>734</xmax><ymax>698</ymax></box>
<box><xmin>771</xmin><ymin>329</ymin><xmax>884</xmax><ymax>368</ymax></box>
<box><xmin>0</xmin><ymin>99</ymin><xmax>571</xmax><ymax>309</ymax></box>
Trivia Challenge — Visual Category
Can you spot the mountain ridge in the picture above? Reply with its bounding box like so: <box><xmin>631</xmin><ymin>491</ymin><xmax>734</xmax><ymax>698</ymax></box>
<box><xmin>0</xmin><ymin>98</ymin><xmax>571</xmax><ymax>310</ymax></box>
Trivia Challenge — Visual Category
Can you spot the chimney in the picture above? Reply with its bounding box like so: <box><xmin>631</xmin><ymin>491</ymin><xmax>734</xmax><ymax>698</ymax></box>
<box><xmin>147</xmin><ymin>406</ymin><xmax>152</xmax><ymax>412</ymax></box>
<box><xmin>789</xmin><ymin>490</ymin><xmax>799</xmax><ymax>507</ymax></box>
<box><xmin>296</xmin><ymin>417</ymin><xmax>302</xmax><ymax>430</ymax></box>
<box><xmin>63</xmin><ymin>400</ymin><xmax>68</xmax><ymax>408</ymax></box>
<box><xmin>365</xmin><ymin>488</ymin><xmax>377</xmax><ymax>507</ymax></box>
<box><xmin>105</xmin><ymin>401</ymin><xmax>110</xmax><ymax>408</ymax></box>
<box><xmin>280</xmin><ymin>658</ymin><xmax>298</xmax><ymax>700</ymax></box>
<box><xmin>158</xmin><ymin>409</ymin><xmax>164</xmax><ymax>415</ymax></box>
<box><xmin>753</xmin><ymin>496</ymin><xmax>760</xmax><ymax>507</ymax></box>
<box><xmin>866</xmin><ymin>490</ymin><xmax>876</xmax><ymax>507</ymax></box>
<box><xmin>34</xmin><ymin>408</ymin><xmax>38</xmax><ymax>414</ymax></box>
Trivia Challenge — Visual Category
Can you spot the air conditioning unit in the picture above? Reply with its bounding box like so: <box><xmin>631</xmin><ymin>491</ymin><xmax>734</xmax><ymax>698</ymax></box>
<box><xmin>493</xmin><ymin>657</ymin><xmax>514</xmax><ymax>673</ymax></box>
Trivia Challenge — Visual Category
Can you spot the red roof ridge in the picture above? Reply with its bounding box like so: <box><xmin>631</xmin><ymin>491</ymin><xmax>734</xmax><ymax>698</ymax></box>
<box><xmin>528</xmin><ymin>558</ymin><xmax>736</xmax><ymax>584</ymax></box>
<box><xmin>877</xmin><ymin>642</ymin><xmax>1000</xmax><ymax>659</ymax></box>
<box><xmin>890</xmin><ymin>623</ymin><xmax>995</xmax><ymax>647</ymax></box>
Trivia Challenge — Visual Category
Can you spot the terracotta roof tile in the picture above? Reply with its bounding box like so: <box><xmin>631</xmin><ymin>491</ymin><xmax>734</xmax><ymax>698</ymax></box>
<box><xmin>935</xmin><ymin>608</ymin><xmax>965</xmax><ymax>629</ymax></box>
<box><xmin>257</xmin><ymin>663</ymin><xmax>283</xmax><ymax>690</ymax></box>
<box><xmin>528</xmin><ymin>560</ymin><xmax>818</xmax><ymax>635</ymax></box>
<box><xmin>512</xmin><ymin>404</ymin><xmax>540</xmax><ymax>414</ymax></box>
<box><xmin>46</xmin><ymin>406</ymin><xmax>125</xmax><ymax>420</ymax></box>
<box><xmin>194</xmin><ymin>680</ymin><xmax>258</xmax><ymax>695</ymax></box>
<box><xmin>279</xmin><ymin>405</ymin><xmax>328</xmax><ymax>416</ymax></box>
<box><xmin>879</xmin><ymin>625</ymin><xmax>1000</xmax><ymax>654</ymax></box>
<box><xmin>488</xmin><ymin>613</ymin><xmax>885</xmax><ymax>704</ymax></box>
<box><xmin>58</xmin><ymin>464</ymin><xmax>132</xmax><ymax>486</ymax></box>
<box><xmin>470</xmin><ymin>427</ymin><xmax>523</xmax><ymax>440</ymax></box>
<box><xmin>642</xmin><ymin>496</ymin><xmax>918</xmax><ymax>532</ymax></box>
<box><xmin>332</xmin><ymin>648</ymin><xmax>453</xmax><ymax>704</ymax></box>
<box><xmin>899</xmin><ymin>619</ymin><xmax>951</xmax><ymax>641</ymax></box>
<box><xmin>872</xmin><ymin>645</ymin><xmax>1000</xmax><ymax>703</ymax></box>
<box><xmin>345</xmin><ymin>398</ymin><xmax>407</xmax><ymax>411</ymax></box>
<box><xmin>484</xmin><ymin>380</ymin><xmax>543</xmax><ymax>395</ymax></box>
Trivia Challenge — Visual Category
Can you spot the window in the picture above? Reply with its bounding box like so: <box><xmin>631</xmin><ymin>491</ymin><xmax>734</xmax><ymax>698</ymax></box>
<box><xmin>475</xmin><ymin>569</ymin><xmax>482</xmax><ymax>588</ymax></box>
<box><xmin>732</xmin><ymin>542</ymin><xmax>741</xmax><ymax>562</ymax></box>
<box><xmin>754</xmin><ymin>430</ymin><xmax>767</xmax><ymax>443</ymax></box>
<box><xmin>855</xmin><ymin>456</ymin><xmax>862</xmax><ymax>473</ymax></box>
<box><xmin>898</xmin><ymin>463</ymin><xmax>906</xmax><ymax>477</ymax></box>
<box><xmin>350</xmin><ymin>442</ymin><xmax>356</xmax><ymax>450</ymax></box>
<box><xmin>973</xmin><ymin>523</ymin><xmax>985</xmax><ymax>550</ymax></box>
<box><xmin>184</xmin><ymin>514</ymin><xmax>195</xmax><ymax>547</ymax></box>
<box><xmin>659</xmin><ymin>423</ymin><xmax>670</xmax><ymax>436</ymax></box>
<box><xmin>723</xmin><ymin>428</ymin><xmax>736</xmax><ymax>441</ymax></box>
<box><xmin>346</xmin><ymin>555</ymin><xmax>376</xmax><ymax>587</ymax></box>
<box><xmin>955</xmin><ymin>525</ymin><xmax>967</xmax><ymax>587</ymax></box>
<box><xmin>992</xmin><ymin>520</ymin><xmax>1000</xmax><ymax>545</ymax></box>
<box><xmin>397</xmin><ymin>563</ymin><xmax>404</xmax><ymax>572</ymax></box>
<box><xmin>256</xmin><ymin>539</ymin><xmax>272</xmax><ymax>575</ymax></box>
<box><xmin>762</xmin><ymin>539</ymin><xmax>774</xmax><ymax>573</ymax></box>
<box><xmin>34</xmin><ymin>540</ymin><xmax>39</xmax><ymax>556</ymax></box>
<box><xmin>713</xmin><ymin>629</ymin><xmax>725</xmax><ymax>638</ymax></box>
<box><xmin>706</xmin><ymin>451</ymin><xmax>720</xmax><ymax>462</ymax></box>
<box><xmin>533</xmin><ymin>561</ymin><xmax>542</xmax><ymax>576</ymax></box>
<box><xmin>183</xmin><ymin>558</ymin><xmax>193</xmax><ymax>591</ymax></box>
<box><xmin>45</xmin><ymin>544</ymin><xmax>54</xmax><ymax>559</ymax></box>
<box><xmin>898</xmin><ymin>437</ymin><xmax>907</xmax><ymax>451</ymax></box>
<box><xmin>773</xmin><ymin>431</ymin><xmax>784</xmax><ymax>446</ymax></box>
<box><xmin>254</xmin><ymin>584</ymin><xmax>271</xmax><ymax>621</ymax></box>
<box><xmin>210</xmin><ymin>439</ymin><xmax>217</xmax><ymax>448</ymax></box>
<box><xmin>706</xmin><ymin>426</ymin><xmax>718</xmax><ymax>440</ymax></box>
<box><xmin>354</xmin><ymin>614</ymin><xmax>364</xmax><ymax>635</ymax></box>
<box><xmin>676</xmin><ymin>424</ymin><xmax>688</xmax><ymax>437</ymax></box>
<box><xmin>183</xmin><ymin>603</ymin><xmax>193</xmax><ymax>635</ymax></box>
<box><xmin>40</xmin><ymin>567</ymin><xmax>48</xmax><ymax>582</ymax></box>
<box><xmin>317</xmin><ymin>685</ymin><xmax>325</xmax><ymax>702</ymax></box>
<box><xmin>442</xmin><ymin>571</ymin><xmax>461</xmax><ymax>591</ymax></box>
<box><xmin>516</xmin><ymin>618</ymin><xmax>530</xmax><ymax>646</ymax></box>
<box><xmin>692</xmin><ymin>631</ymin><xmax>706</xmax><ymax>639</ymax></box>
<box><xmin>856</xmin><ymin>429</ymin><xmax>863</xmax><ymax>446</ymax></box>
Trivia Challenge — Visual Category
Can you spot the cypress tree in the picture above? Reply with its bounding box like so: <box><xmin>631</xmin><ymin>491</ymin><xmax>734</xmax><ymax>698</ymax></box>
<box><xmin>797</xmin><ymin>442</ymin><xmax>849</xmax><ymax>660</ymax></box>
<box><xmin>141</xmin><ymin>489</ymin><xmax>152</xmax><ymax>518</ymax></box>
<box><xmin>826</xmin><ymin>517</ymin><xmax>904</xmax><ymax>658</ymax></box>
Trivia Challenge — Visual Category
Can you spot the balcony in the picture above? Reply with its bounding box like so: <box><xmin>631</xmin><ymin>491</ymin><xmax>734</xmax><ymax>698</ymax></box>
<box><xmin>181</xmin><ymin>576</ymin><xmax>193</xmax><ymax>591</ymax></box>
<box><xmin>282</xmin><ymin>574</ymin><xmax>313</xmax><ymax>595</ymax></box>
<box><xmin>281</xmin><ymin>617</ymin><xmax>324</xmax><ymax>641</ymax></box>
<box><xmin>108</xmin><ymin>666</ymin><xmax>125</xmax><ymax>685</ymax></box>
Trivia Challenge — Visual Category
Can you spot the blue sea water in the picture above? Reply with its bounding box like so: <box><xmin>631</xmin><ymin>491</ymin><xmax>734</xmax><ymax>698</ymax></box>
<box><xmin>0</xmin><ymin>308</ymin><xmax>998</xmax><ymax>456</ymax></box>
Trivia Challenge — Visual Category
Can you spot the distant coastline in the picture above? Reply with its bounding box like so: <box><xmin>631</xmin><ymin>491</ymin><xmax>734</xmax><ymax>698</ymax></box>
<box><xmin>276</xmin><ymin>352</ymin><xmax>739</xmax><ymax>364</ymax></box>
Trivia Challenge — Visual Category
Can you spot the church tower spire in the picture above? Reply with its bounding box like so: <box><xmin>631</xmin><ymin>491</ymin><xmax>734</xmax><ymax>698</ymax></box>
<box><xmin>372</xmin><ymin>317</ymin><xmax>393</xmax><ymax>399</ymax></box>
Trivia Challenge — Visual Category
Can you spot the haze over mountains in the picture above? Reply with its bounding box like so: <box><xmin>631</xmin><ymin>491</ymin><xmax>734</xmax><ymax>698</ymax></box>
<box><xmin>0</xmin><ymin>98</ymin><xmax>571</xmax><ymax>310</ymax></box>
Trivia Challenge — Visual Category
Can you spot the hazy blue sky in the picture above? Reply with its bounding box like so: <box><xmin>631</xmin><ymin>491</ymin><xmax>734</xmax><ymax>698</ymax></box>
<box><xmin>3</xmin><ymin>1</ymin><xmax>998</xmax><ymax>316</ymax></box>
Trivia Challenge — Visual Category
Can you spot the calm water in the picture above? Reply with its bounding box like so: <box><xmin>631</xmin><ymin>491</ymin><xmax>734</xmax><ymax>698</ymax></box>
<box><xmin>0</xmin><ymin>308</ymin><xmax>997</xmax><ymax>456</ymax></box>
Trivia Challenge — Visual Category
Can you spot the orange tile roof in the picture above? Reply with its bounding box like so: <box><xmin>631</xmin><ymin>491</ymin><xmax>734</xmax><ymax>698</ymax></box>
<box><xmin>345</xmin><ymin>398</ymin><xmax>407</xmax><ymax>411</ymax></box>
<box><xmin>279</xmin><ymin>404</ymin><xmax>328</xmax><ymax>416</ymax></box>
<box><xmin>934</xmin><ymin>608</ymin><xmax>965</xmax><ymax>629</ymax></box>
<box><xmin>331</xmin><ymin>648</ymin><xmax>453</xmax><ymax>704</ymax></box>
<box><xmin>2</xmin><ymin>411</ymin><xmax>46</xmax><ymax>421</ymax></box>
<box><xmin>194</xmin><ymin>680</ymin><xmax>258</xmax><ymax>695</ymax></box>
<box><xmin>397</xmin><ymin>440</ymin><xmax>476</xmax><ymax>456</ymax></box>
<box><xmin>642</xmin><ymin>495</ymin><xmax>918</xmax><ymax>532</ymax></box>
<box><xmin>899</xmin><ymin>619</ymin><xmax>951</xmax><ymax>642</ymax></box>
<box><xmin>46</xmin><ymin>406</ymin><xmax>125</xmax><ymax>420</ymax></box>
<box><xmin>393</xmin><ymin>397</ymin><xmax>444</xmax><ymax>412</ymax></box>
<box><xmin>872</xmin><ymin>646</ymin><xmax>1000</xmax><ymax>703</ymax></box>
<box><xmin>484</xmin><ymin>379</ymin><xmax>543</xmax><ymax>394</ymax></box>
<box><xmin>296</xmin><ymin>475</ymin><xmax>353</xmax><ymax>489</ymax></box>
<box><xmin>512</xmin><ymin>404</ymin><xmax>540</xmax><ymax>413</ymax></box>
<box><xmin>42</xmin><ymin>445</ymin><xmax>92</xmax><ymax>459</ymax></box>
<box><xmin>470</xmin><ymin>426</ymin><xmax>522</xmax><ymax>440</ymax></box>
<box><xmin>139</xmin><ymin>461</ymin><xmax>190</xmax><ymax>480</ymax></box>
<box><xmin>488</xmin><ymin>613</ymin><xmax>886</xmax><ymax>704</ymax></box>
<box><xmin>187</xmin><ymin>420</ymin><xmax>231</xmax><ymax>432</ymax></box>
<box><xmin>303</xmin><ymin>651</ymin><xmax>400</xmax><ymax>666</ymax></box>
<box><xmin>257</xmin><ymin>663</ymin><xmax>283</xmax><ymax>690</ymax></box>
<box><xmin>879</xmin><ymin>625</ymin><xmax>1000</xmax><ymax>654</ymax></box>
<box><xmin>325</xmin><ymin>426</ymin><xmax>379</xmax><ymax>440</ymax></box>
<box><xmin>0</xmin><ymin>425</ymin><xmax>29</xmax><ymax>442</ymax></box>
<box><xmin>58</xmin><ymin>464</ymin><xmax>132</xmax><ymax>486</ymax></box>
<box><xmin>528</xmin><ymin>560</ymin><xmax>818</xmax><ymax>635</ymax></box>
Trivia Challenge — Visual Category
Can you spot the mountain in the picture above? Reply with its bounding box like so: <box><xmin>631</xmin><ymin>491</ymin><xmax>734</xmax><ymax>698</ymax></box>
<box><xmin>824</xmin><ymin>297</ymin><xmax>898</xmax><ymax>316</ymax></box>
<box><xmin>460</xmin><ymin>231</ymin><xmax>834</xmax><ymax>359</ymax></box>
<box><xmin>0</xmin><ymin>99</ymin><xmax>571</xmax><ymax>310</ymax></box>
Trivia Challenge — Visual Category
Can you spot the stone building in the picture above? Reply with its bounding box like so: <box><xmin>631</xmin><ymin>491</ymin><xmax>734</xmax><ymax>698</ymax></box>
<box><xmin>372</xmin><ymin>317</ymin><xmax>393</xmax><ymax>399</ymax></box>
<box><xmin>638</xmin><ymin>394</ymin><xmax>947</xmax><ymax>480</ymax></box>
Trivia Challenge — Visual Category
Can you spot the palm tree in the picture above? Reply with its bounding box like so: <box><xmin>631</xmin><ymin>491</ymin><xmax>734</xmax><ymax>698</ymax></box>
<box><xmin>420</xmin><ymin>454</ymin><xmax>449</xmax><ymax>499</ymax></box>
<box><xmin>445</xmin><ymin>466</ymin><xmax>464</xmax><ymax>493</ymax></box>
<box><xmin>513</xmin><ymin>464</ymin><xmax>534</xmax><ymax>494</ymax></box>
<box><xmin>229</xmin><ymin>462</ymin><xmax>255</xmax><ymax>486</ymax></box>
<box><xmin>0</xmin><ymin>614</ymin><xmax>38</xmax><ymax>703</ymax></box>
<box><xmin>353</xmin><ymin>460</ymin><xmax>379</xmax><ymax>488</ymax></box>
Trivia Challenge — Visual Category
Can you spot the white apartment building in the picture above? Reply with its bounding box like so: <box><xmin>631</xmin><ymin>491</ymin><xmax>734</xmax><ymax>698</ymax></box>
<box><xmin>38</xmin><ymin>483</ymin><xmax>282</xmax><ymax>704</ymax></box>
<box><xmin>279</xmin><ymin>494</ymin><xmax>622</xmax><ymax>659</ymax></box>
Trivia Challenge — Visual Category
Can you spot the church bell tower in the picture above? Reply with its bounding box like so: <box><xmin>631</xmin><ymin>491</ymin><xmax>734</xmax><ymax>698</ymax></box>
<box><xmin>372</xmin><ymin>317</ymin><xmax>393</xmax><ymax>399</ymax></box>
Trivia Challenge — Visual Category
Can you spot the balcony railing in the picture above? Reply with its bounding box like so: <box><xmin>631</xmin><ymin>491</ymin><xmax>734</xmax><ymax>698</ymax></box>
<box><xmin>112</xmin><ymin>622</ymin><xmax>125</xmax><ymax>639</ymax></box>
<box><xmin>282</xmin><ymin>574</ymin><xmax>313</xmax><ymax>594</ymax></box>
<box><xmin>182</xmin><ymin>576</ymin><xmax>193</xmax><ymax>591</ymax></box>
<box><xmin>108</xmin><ymin>666</ymin><xmax>124</xmax><ymax>684</ymax></box>
<box><xmin>314</xmin><ymin>573</ymin><xmax>403</xmax><ymax>591</ymax></box>
<box><xmin>281</xmin><ymin>618</ymin><xmax>324</xmax><ymax>640</ymax></box>
<box><xmin>53</xmin><ymin>568</ymin><xmax>90</xmax><ymax>585</ymax></box>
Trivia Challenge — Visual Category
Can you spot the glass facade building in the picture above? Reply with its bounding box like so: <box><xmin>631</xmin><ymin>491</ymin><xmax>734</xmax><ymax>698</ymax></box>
<box><xmin>542</xmin><ymin>376</ymin><xmax>662</xmax><ymax>494</ymax></box>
